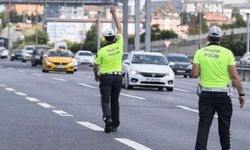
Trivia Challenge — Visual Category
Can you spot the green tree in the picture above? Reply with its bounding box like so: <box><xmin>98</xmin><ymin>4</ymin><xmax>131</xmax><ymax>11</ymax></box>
<box><xmin>180</xmin><ymin>12</ymin><xmax>191</xmax><ymax>25</ymax></box>
<box><xmin>221</xmin><ymin>32</ymin><xmax>246</xmax><ymax>56</ymax></box>
<box><xmin>83</xmin><ymin>24</ymin><xmax>98</xmax><ymax>52</ymax></box>
<box><xmin>128</xmin><ymin>24</ymin><xmax>178</xmax><ymax>44</ymax></box>
<box><xmin>0</xmin><ymin>11</ymin><xmax>9</xmax><ymax>29</ymax></box>
<box><xmin>188</xmin><ymin>12</ymin><xmax>208</xmax><ymax>35</ymax></box>
<box><xmin>12</xmin><ymin>29</ymin><xmax>49</xmax><ymax>48</ymax></box>
<box><xmin>221</xmin><ymin>8</ymin><xmax>246</xmax><ymax>29</ymax></box>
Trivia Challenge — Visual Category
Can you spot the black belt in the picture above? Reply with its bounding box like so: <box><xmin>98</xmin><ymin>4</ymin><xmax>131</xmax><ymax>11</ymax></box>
<box><xmin>101</xmin><ymin>72</ymin><xmax>122</xmax><ymax>75</ymax></box>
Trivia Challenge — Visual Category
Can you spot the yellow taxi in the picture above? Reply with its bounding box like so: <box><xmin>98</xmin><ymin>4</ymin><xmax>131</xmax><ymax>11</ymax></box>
<box><xmin>42</xmin><ymin>49</ymin><xmax>75</xmax><ymax>74</ymax></box>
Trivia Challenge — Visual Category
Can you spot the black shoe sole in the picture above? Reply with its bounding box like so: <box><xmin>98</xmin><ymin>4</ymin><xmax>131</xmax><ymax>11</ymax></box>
<box><xmin>104</xmin><ymin>121</ymin><xmax>112</xmax><ymax>133</ymax></box>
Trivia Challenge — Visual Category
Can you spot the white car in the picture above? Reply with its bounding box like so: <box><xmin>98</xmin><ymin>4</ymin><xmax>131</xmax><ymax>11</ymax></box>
<box><xmin>22</xmin><ymin>45</ymin><xmax>35</xmax><ymax>62</ymax></box>
<box><xmin>73</xmin><ymin>57</ymin><xmax>81</xmax><ymax>71</ymax></box>
<box><xmin>75</xmin><ymin>50</ymin><xmax>95</xmax><ymax>64</ymax></box>
<box><xmin>0</xmin><ymin>47</ymin><xmax>8</xmax><ymax>59</ymax></box>
<box><xmin>54</xmin><ymin>42</ymin><xmax>68</xmax><ymax>50</ymax></box>
<box><xmin>122</xmin><ymin>51</ymin><xmax>175</xmax><ymax>91</ymax></box>
<box><xmin>240</xmin><ymin>52</ymin><xmax>250</xmax><ymax>65</ymax></box>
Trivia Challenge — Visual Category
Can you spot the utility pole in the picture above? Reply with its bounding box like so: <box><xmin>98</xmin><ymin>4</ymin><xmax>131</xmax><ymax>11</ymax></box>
<box><xmin>247</xmin><ymin>13</ymin><xmax>250</xmax><ymax>53</ymax></box>
<box><xmin>97</xmin><ymin>11</ymin><xmax>101</xmax><ymax>51</ymax></box>
<box><xmin>123</xmin><ymin>0</ymin><xmax>128</xmax><ymax>52</ymax></box>
<box><xmin>110</xmin><ymin>0</ymin><xmax>116</xmax><ymax>31</ymax></box>
<box><xmin>135</xmin><ymin>0</ymin><xmax>140</xmax><ymax>51</ymax></box>
<box><xmin>145</xmin><ymin>0</ymin><xmax>151</xmax><ymax>52</ymax></box>
<box><xmin>7</xmin><ymin>0</ymin><xmax>10</xmax><ymax>50</ymax></box>
<box><xmin>35</xmin><ymin>1</ymin><xmax>39</xmax><ymax>47</ymax></box>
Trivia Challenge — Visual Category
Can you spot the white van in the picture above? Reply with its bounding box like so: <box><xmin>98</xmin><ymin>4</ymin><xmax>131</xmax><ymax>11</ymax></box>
<box><xmin>54</xmin><ymin>42</ymin><xmax>68</xmax><ymax>50</ymax></box>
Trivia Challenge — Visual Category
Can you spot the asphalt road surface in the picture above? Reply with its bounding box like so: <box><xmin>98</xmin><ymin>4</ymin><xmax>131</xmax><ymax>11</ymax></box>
<box><xmin>0</xmin><ymin>59</ymin><xmax>249</xmax><ymax>150</ymax></box>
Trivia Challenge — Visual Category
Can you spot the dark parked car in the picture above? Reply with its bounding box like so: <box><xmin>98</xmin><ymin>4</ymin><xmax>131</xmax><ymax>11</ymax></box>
<box><xmin>31</xmin><ymin>45</ymin><xmax>51</xmax><ymax>66</ymax></box>
<box><xmin>167</xmin><ymin>53</ymin><xmax>192</xmax><ymax>78</ymax></box>
<box><xmin>10</xmin><ymin>49</ymin><xmax>23</xmax><ymax>61</ymax></box>
<box><xmin>123</xmin><ymin>52</ymin><xmax>129</xmax><ymax>61</ymax></box>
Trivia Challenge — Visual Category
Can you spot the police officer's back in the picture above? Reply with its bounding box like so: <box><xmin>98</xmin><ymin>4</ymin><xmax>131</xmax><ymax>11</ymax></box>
<box><xmin>192</xmin><ymin>26</ymin><xmax>245</xmax><ymax>150</ymax></box>
<box><xmin>93</xmin><ymin>6</ymin><xmax>123</xmax><ymax>134</ymax></box>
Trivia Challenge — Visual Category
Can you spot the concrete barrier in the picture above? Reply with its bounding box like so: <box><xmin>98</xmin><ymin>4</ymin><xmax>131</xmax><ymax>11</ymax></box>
<box><xmin>237</xmin><ymin>67</ymin><xmax>250</xmax><ymax>82</ymax></box>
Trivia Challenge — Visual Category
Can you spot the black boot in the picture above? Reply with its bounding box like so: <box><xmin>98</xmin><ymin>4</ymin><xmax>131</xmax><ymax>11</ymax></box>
<box><xmin>104</xmin><ymin>118</ymin><xmax>112</xmax><ymax>133</ymax></box>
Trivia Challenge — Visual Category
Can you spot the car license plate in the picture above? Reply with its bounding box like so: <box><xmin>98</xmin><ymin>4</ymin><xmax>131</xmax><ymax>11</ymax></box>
<box><xmin>146</xmin><ymin>78</ymin><xmax>160</xmax><ymax>82</ymax></box>
<box><xmin>177</xmin><ymin>70</ymin><xmax>185</xmax><ymax>73</ymax></box>
<box><xmin>57</xmin><ymin>65</ymin><xmax>64</xmax><ymax>69</ymax></box>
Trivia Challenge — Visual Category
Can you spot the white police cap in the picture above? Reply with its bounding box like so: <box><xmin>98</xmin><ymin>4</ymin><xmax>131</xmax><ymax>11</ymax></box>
<box><xmin>208</xmin><ymin>26</ymin><xmax>223</xmax><ymax>38</ymax></box>
<box><xmin>103</xmin><ymin>28</ymin><xmax>115</xmax><ymax>37</ymax></box>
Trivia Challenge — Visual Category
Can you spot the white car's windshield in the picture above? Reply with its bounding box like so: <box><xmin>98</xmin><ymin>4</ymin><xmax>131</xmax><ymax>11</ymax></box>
<box><xmin>79</xmin><ymin>52</ymin><xmax>92</xmax><ymax>56</ymax></box>
<box><xmin>132</xmin><ymin>54</ymin><xmax>168</xmax><ymax>65</ymax></box>
<box><xmin>48</xmin><ymin>51</ymin><xmax>72</xmax><ymax>57</ymax></box>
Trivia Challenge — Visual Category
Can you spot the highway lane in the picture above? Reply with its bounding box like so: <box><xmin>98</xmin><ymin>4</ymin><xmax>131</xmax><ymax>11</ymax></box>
<box><xmin>0</xmin><ymin>59</ymin><xmax>249</xmax><ymax>150</ymax></box>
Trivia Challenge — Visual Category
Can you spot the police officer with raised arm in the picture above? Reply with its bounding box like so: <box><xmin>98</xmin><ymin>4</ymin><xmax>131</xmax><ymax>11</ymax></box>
<box><xmin>192</xmin><ymin>26</ymin><xmax>246</xmax><ymax>150</ymax></box>
<box><xmin>93</xmin><ymin>6</ymin><xmax>123</xmax><ymax>133</ymax></box>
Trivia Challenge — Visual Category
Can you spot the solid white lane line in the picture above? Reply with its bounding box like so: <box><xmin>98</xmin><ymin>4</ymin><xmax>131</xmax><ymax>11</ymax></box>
<box><xmin>120</xmin><ymin>93</ymin><xmax>146</xmax><ymax>100</ymax></box>
<box><xmin>15</xmin><ymin>92</ymin><xmax>27</xmax><ymax>96</ymax></box>
<box><xmin>174</xmin><ymin>88</ymin><xmax>190</xmax><ymax>93</ymax></box>
<box><xmin>176</xmin><ymin>105</ymin><xmax>218</xmax><ymax>118</ymax></box>
<box><xmin>5</xmin><ymin>88</ymin><xmax>16</xmax><ymax>92</ymax></box>
<box><xmin>0</xmin><ymin>84</ymin><xmax>6</xmax><ymax>87</ymax></box>
<box><xmin>77</xmin><ymin>121</ymin><xmax>104</xmax><ymax>131</ymax></box>
<box><xmin>37</xmin><ymin>103</ymin><xmax>55</xmax><ymax>109</ymax></box>
<box><xmin>52</xmin><ymin>77</ymin><xmax>66</xmax><ymax>82</ymax></box>
<box><xmin>32</xmin><ymin>73</ymin><xmax>43</xmax><ymax>77</ymax></box>
<box><xmin>25</xmin><ymin>97</ymin><xmax>40</xmax><ymax>102</ymax></box>
<box><xmin>52</xmin><ymin>110</ymin><xmax>73</xmax><ymax>117</ymax></box>
<box><xmin>78</xmin><ymin>83</ymin><xmax>97</xmax><ymax>89</ymax></box>
<box><xmin>114</xmin><ymin>138</ymin><xmax>152</xmax><ymax>150</ymax></box>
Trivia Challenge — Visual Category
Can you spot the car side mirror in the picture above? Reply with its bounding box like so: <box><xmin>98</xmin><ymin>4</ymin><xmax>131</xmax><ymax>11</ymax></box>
<box><xmin>169</xmin><ymin>62</ymin><xmax>175</xmax><ymax>66</ymax></box>
<box><xmin>123</xmin><ymin>60</ymin><xmax>130</xmax><ymax>65</ymax></box>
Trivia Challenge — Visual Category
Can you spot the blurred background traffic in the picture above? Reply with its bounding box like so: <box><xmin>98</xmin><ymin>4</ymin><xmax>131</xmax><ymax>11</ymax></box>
<box><xmin>0</xmin><ymin>0</ymin><xmax>249</xmax><ymax>81</ymax></box>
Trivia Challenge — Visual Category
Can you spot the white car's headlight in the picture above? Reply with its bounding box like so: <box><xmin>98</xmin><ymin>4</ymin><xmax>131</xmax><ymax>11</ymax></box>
<box><xmin>167</xmin><ymin>71</ymin><xmax>175</xmax><ymax>76</ymax></box>
<box><xmin>131</xmin><ymin>70</ymin><xmax>139</xmax><ymax>75</ymax></box>
<box><xmin>187</xmin><ymin>64</ymin><xmax>193</xmax><ymax>69</ymax></box>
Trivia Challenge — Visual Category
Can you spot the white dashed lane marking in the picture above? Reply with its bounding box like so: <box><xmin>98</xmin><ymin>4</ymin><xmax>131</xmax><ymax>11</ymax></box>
<box><xmin>52</xmin><ymin>110</ymin><xmax>73</xmax><ymax>117</ymax></box>
<box><xmin>0</xmin><ymin>65</ymin><xmax>3</xmax><ymax>68</ymax></box>
<box><xmin>18</xmin><ymin>70</ymin><xmax>25</xmax><ymax>73</ymax></box>
<box><xmin>5</xmin><ymin>88</ymin><xmax>16</xmax><ymax>92</ymax></box>
<box><xmin>52</xmin><ymin>77</ymin><xmax>66</xmax><ymax>82</ymax></box>
<box><xmin>78</xmin><ymin>83</ymin><xmax>97</xmax><ymax>89</ymax></box>
<box><xmin>176</xmin><ymin>105</ymin><xmax>218</xmax><ymax>118</ymax></box>
<box><xmin>232</xmin><ymin>98</ymin><xmax>250</xmax><ymax>103</ymax></box>
<box><xmin>32</xmin><ymin>73</ymin><xmax>43</xmax><ymax>77</ymax></box>
<box><xmin>77</xmin><ymin>121</ymin><xmax>104</xmax><ymax>131</ymax></box>
<box><xmin>120</xmin><ymin>93</ymin><xmax>146</xmax><ymax>100</ymax></box>
<box><xmin>25</xmin><ymin>97</ymin><xmax>40</xmax><ymax>102</ymax></box>
<box><xmin>174</xmin><ymin>88</ymin><xmax>190</xmax><ymax>93</ymax></box>
<box><xmin>37</xmin><ymin>103</ymin><xmax>56</xmax><ymax>109</ymax></box>
<box><xmin>114</xmin><ymin>138</ymin><xmax>153</xmax><ymax>150</ymax></box>
<box><xmin>7</xmin><ymin>68</ymin><xmax>14</xmax><ymax>70</ymax></box>
<box><xmin>0</xmin><ymin>84</ymin><xmax>6</xmax><ymax>87</ymax></box>
<box><xmin>15</xmin><ymin>92</ymin><xmax>27</xmax><ymax>96</ymax></box>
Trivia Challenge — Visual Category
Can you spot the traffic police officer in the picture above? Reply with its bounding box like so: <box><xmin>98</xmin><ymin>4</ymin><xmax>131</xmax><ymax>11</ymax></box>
<box><xmin>93</xmin><ymin>6</ymin><xmax>123</xmax><ymax>133</ymax></box>
<box><xmin>192</xmin><ymin>26</ymin><xmax>246</xmax><ymax>150</ymax></box>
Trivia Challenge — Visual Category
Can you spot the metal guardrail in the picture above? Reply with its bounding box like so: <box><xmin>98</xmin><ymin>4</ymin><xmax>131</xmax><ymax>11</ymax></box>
<box><xmin>237</xmin><ymin>65</ymin><xmax>250</xmax><ymax>82</ymax></box>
